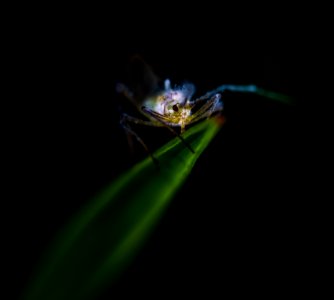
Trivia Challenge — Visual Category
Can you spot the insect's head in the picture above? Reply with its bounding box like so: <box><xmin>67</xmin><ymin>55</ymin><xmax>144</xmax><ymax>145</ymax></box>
<box><xmin>159</xmin><ymin>79</ymin><xmax>195</xmax><ymax>114</ymax></box>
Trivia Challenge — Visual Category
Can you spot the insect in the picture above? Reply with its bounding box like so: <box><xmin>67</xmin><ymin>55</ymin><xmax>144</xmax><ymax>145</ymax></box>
<box><xmin>116</xmin><ymin>56</ymin><xmax>290</xmax><ymax>163</ymax></box>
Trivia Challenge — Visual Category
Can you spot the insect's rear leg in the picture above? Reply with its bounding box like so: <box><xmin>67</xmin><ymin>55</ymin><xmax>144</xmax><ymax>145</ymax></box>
<box><xmin>120</xmin><ymin>114</ymin><xmax>160</xmax><ymax>166</ymax></box>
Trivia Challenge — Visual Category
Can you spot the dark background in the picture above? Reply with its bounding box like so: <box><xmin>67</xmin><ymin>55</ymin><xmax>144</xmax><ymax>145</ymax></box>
<box><xmin>10</xmin><ymin>10</ymin><xmax>304</xmax><ymax>299</ymax></box>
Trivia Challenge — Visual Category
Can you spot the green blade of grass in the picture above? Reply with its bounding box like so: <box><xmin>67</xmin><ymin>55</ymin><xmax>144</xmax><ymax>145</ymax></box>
<box><xmin>22</xmin><ymin>117</ymin><xmax>223</xmax><ymax>300</ymax></box>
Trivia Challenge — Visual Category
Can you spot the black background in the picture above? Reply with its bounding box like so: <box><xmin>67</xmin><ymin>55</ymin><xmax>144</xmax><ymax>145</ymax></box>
<box><xmin>9</xmin><ymin>8</ymin><xmax>304</xmax><ymax>299</ymax></box>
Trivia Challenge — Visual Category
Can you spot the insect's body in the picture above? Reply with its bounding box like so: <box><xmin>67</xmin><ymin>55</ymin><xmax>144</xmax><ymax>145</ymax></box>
<box><xmin>117</xmin><ymin>57</ymin><xmax>289</xmax><ymax>163</ymax></box>
<box><xmin>141</xmin><ymin>79</ymin><xmax>223</xmax><ymax>133</ymax></box>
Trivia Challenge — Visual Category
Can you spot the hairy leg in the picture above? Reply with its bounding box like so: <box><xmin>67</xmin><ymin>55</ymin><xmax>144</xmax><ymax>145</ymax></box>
<box><xmin>120</xmin><ymin>114</ymin><xmax>161</xmax><ymax>165</ymax></box>
<box><xmin>141</xmin><ymin>107</ymin><xmax>195</xmax><ymax>153</ymax></box>
<box><xmin>116</xmin><ymin>83</ymin><xmax>138</xmax><ymax>107</ymax></box>
<box><xmin>189</xmin><ymin>94</ymin><xmax>223</xmax><ymax>124</ymax></box>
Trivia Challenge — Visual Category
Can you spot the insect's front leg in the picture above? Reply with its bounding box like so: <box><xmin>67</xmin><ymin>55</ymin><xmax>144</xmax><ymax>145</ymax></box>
<box><xmin>141</xmin><ymin>107</ymin><xmax>195</xmax><ymax>153</ymax></box>
<box><xmin>120</xmin><ymin>113</ymin><xmax>161</xmax><ymax>165</ymax></box>
<box><xmin>189</xmin><ymin>93</ymin><xmax>223</xmax><ymax>124</ymax></box>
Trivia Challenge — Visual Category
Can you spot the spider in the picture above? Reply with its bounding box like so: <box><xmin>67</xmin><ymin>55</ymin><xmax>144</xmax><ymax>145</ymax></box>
<box><xmin>116</xmin><ymin>57</ymin><xmax>290</xmax><ymax>163</ymax></box>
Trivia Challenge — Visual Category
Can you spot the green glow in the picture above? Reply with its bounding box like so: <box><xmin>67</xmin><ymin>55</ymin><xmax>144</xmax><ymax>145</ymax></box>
<box><xmin>22</xmin><ymin>118</ymin><xmax>222</xmax><ymax>300</ymax></box>
<box><xmin>256</xmin><ymin>87</ymin><xmax>293</xmax><ymax>104</ymax></box>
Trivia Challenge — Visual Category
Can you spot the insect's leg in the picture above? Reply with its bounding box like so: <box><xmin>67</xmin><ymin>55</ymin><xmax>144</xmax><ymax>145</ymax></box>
<box><xmin>141</xmin><ymin>107</ymin><xmax>195</xmax><ymax>153</ymax></box>
<box><xmin>120</xmin><ymin>114</ymin><xmax>160</xmax><ymax>165</ymax></box>
<box><xmin>189</xmin><ymin>94</ymin><xmax>223</xmax><ymax>124</ymax></box>
<box><xmin>121</xmin><ymin>113</ymin><xmax>164</xmax><ymax>127</ymax></box>
<box><xmin>116</xmin><ymin>83</ymin><xmax>138</xmax><ymax>107</ymax></box>
<box><xmin>194</xmin><ymin>85</ymin><xmax>292</xmax><ymax>104</ymax></box>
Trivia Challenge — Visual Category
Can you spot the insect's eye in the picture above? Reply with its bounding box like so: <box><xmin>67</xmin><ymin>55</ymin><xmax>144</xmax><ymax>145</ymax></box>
<box><xmin>172</xmin><ymin>104</ymin><xmax>179</xmax><ymax>112</ymax></box>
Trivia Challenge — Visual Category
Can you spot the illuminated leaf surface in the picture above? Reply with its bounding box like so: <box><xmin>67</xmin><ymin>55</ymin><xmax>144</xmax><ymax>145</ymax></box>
<box><xmin>23</xmin><ymin>117</ymin><xmax>223</xmax><ymax>300</ymax></box>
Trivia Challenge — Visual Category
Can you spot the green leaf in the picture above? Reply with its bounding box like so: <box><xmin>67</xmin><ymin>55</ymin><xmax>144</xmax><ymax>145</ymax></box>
<box><xmin>22</xmin><ymin>117</ymin><xmax>223</xmax><ymax>300</ymax></box>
